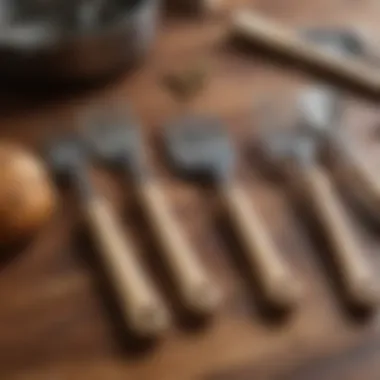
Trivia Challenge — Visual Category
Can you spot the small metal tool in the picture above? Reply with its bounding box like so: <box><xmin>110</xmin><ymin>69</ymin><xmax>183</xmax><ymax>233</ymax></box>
<box><xmin>256</xmin><ymin>110</ymin><xmax>379</xmax><ymax>309</ymax></box>
<box><xmin>46</xmin><ymin>135</ymin><xmax>169</xmax><ymax>337</ymax></box>
<box><xmin>86</xmin><ymin>111</ymin><xmax>221</xmax><ymax>316</ymax></box>
<box><xmin>302</xmin><ymin>27</ymin><xmax>380</xmax><ymax>66</ymax></box>
<box><xmin>293</xmin><ymin>27</ymin><xmax>380</xmax><ymax>223</ymax></box>
<box><xmin>164</xmin><ymin>115</ymin><xmax>301</xmax><ymax>311</ymax></box>
<box><xmin>297</xmin><ymin>86</ymin><xmax>380</xmax><ymax>224</ymax></box>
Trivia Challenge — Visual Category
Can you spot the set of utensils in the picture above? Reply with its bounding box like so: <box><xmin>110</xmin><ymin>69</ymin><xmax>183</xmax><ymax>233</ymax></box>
<box><xmin>44</xmin><ymin>88</ymin><xmax>380</xmax><ymax>339</ymax></box>
<box><xmin>256</xmin><ymin>87</ymin><xmax>380</xmax><ymax>311</ymax></box>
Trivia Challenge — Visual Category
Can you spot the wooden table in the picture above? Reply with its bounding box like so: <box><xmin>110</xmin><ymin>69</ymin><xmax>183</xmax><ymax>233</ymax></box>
<box><xmin>2</xmin><ymin>1</ymin><xmax>380</xmax><ymax>379</ymax></box>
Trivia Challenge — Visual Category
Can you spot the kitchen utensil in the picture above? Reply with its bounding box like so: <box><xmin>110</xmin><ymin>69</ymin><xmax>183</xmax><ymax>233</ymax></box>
<box><xmin>230</xmin><ymin>10</ymin><xmax>380</xmax><ymax>95</ymax></box>
<box><xmin>46</xmin><ymin>135</ymin><xmax>169</xmax><ymax>337</ymax></box>
<box><xmin>297</xmin><ymin>87</ymin><xmax>380</xmax><ymax>225</ymax></box>
<box><xmin>164</xmin><ymin>115</ymin><xmax>301</xmax><ymax>310</ymax></box>
<box><xmin>86</xmin><ymin>111</ymin><xmax>221</xmax><ymax>315</ymax></box>
<box><xmin>256</xmin><ymin>114</ymin><xmax>379</xmax><ymax>308</ymax></box>
<box><xmin>302</xmin><ymin>27</ymin><xmax>380</xmax><ymax>66</ymax></box>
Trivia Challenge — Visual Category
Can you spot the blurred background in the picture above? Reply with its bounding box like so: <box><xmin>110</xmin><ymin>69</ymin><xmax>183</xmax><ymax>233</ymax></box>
<box><xmin>1</xmin><ymin>1</ymin><xmax>380</xmax><ymax>380</ymax></box>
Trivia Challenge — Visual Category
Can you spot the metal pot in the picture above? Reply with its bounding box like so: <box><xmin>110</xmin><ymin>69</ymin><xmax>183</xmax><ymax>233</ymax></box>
<box><xmin>0</xmin><ymin>0</ymin><xmax>160</xmax><ymax>83</ymax></box>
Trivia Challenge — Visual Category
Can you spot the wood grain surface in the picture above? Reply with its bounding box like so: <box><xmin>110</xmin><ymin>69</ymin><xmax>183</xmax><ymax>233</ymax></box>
<box><xmin>1</xmin><ymin>1</ymin><xmax>380</xmax><ymax>379</ymax></box>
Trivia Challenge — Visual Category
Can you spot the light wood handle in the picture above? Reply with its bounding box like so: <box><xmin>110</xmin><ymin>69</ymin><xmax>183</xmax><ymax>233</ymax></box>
<box><xmin>343</xmin><ymin>151</ymin><xmax>380</xmax><ymax>201</ymax></box>
<box><xmin>85</xmin><ymin>196</ymin><xmax>170</xmax><ymax>336</ymax></box>
<box><xmin>300</xmin><ymin>165</ymin><xmax>378</xmax><ymax>307</ymax></box>
<box><xmin>231</xmin><ymin>10</ymin><xmax>380</xmax><ymax>94</ymax></box>
<box><xmin>221</xmin><ymin>183</ymin><xmax>301</xmax><ymax>309</ymax></box>
<box><xmin>331</xmin><ymin>138</ymin><xmax>380</xmax><ymax>212</ymax></box>
<box><xmin>139</xmin><ymin>181</ymin><xmax>221</xmax><ymax>314</ymax></box>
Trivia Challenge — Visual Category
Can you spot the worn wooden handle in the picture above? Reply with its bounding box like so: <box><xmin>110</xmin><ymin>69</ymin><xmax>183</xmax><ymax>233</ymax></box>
<box><xmin>139</xmin><ymin>181</ymin><xmax>221</xmax><ymax>314</ymax></box>
<box><xmin>85</xmin><ymin>196</ymin><xmax>170</xmax><ymax>336</ymax></box>
<box><xmin>231</xmin><ymin>10</ymin><xmax>380</xmax><ymax>94</ymax></box>
<box><xmin>221</xmin><ymin>183</ymin><xmax>301</xmax><ymax>309</ymax></box>
<box><xmin>301</xmin><ymin>165</ymin><xmax>378</xmax><ymax>307</ymax></box>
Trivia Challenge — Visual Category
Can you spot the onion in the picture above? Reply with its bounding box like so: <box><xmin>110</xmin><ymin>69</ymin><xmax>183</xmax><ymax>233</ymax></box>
<box><xmin>0</xmin><ymin>142</ymin><xmax>57</xmax><ymax>244</ymax></box>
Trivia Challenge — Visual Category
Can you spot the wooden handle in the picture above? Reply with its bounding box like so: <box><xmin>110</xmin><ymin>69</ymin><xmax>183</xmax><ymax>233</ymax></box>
<box><xmin>343</xmin><ymin>151</ymin><xmax>380</xmax><ymax>201</ymax></box>
<box><xmin>300</xmin><ymin>165</ymin><xmax>378</xmax><ymax>307</ymax></box>
<box><xmin>221</xmin><ymin>183</ymin><xmax>301</xmax><ymax>309</ymax></box>
<box><xmin>85</xmin><ymin>196</ymin><xmax>170</xmax><ymax>336</ymax></box>
<box><xmin>231</xmin><ymin>10</ymin><xmax>380</xmax><ymax>94</ymax></box>
<box><xmin>139</xmin><ymin>181</ymin><xmax>221</xmax><ymax>314</ymax></box>
<box><xmin>331</xmin><ymin>138</ymin><xmax>380</xmax><ymax>213</ymax></box>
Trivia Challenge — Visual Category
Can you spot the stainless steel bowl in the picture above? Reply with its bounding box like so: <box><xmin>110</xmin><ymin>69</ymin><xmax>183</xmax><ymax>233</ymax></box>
<box><xmin>0</xmin><ymin>0</ymin><xmax>160</xmax><ymax>82</ymax></box>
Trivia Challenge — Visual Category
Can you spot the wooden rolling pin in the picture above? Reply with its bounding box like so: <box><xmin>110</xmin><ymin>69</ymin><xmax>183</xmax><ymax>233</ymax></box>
<box><xmin>231</xmin><ymin>10</ymin><xmax>380</xmax><ymax>95</ymax></box>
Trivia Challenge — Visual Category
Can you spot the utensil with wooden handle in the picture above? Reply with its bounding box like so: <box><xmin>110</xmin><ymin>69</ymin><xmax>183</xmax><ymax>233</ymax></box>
<box><xmin>46</xmin><ymin>136</ymin><xmax>170</xmax><ymax>337</ymax></box>
<box><xmin>221</xmin><ymin>183</ymin><xmax>301</xmax><ymax>307</ymax></box>
<box><xmin>86</xmin><ymin>114</ymin><xmax>221</xmax><ymax>315</ymax></box>
<box><xmin>85</xmin><ymin>194</ymin><xmax>170</xmax><ymax>333</ymax></box>
<box><xmin>299</xmin><ymin>164</ymin><xmax>378</xmax><ymax>307</ymax></box>
<box><xmin>165</xmin><ymin>115</ymin><xmax>301</xmax><ymax>311</ymax></box>
<box><xmin>297</xmin><ymin>86</ymin><xmax>380</xmax><ymax>227</ymax></box>
<box><xmin>256</xmin><ymin>111</ymin><xmax>379</xmax><ymax>308</ymax></box>
<box><xmin>139</xmin><ymin>180</ymin><xmax>221</xmax><ymax>312</ymax></box>
<box><xmin>230</xmin><ymin>10</ymin><xmax>380</xmax><ymax>95</ymax></box>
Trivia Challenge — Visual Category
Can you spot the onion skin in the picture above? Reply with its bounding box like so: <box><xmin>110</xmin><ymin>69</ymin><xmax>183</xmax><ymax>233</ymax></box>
<box><xmin>0</xmin><ymin>143</ymin><xmax>57</xmax><ymax>244</ymax></box>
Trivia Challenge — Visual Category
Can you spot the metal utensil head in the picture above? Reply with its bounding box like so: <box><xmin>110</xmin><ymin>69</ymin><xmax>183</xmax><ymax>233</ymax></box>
<box><xmin>255</xmin><ymin>102</ymin><xmax>319</xmax><ymax>168</ymax></box>
<box><xmin>45</xmin><ymin>135</ymin><xmax>86</xmax><ymax>181</ymax></box>
<box><xmin>260</xmin><ymin>128</ymin><xmax>317</xmax><ymax>166</ymax></box>
<box><xmin>86</xmin><ymin>110</ymin><xmax>144</xmax><ymax>174</ymax></box>
<box><xmin>302</xmin><ymin>27</ymin><xmax>365</xmax><ymax>58</ymax></box>
<box><xmin>296</xmin><ymin>86</ymin><xmax>341</xmax><ymax>137</ymax></box>
<box><xmin>165</xmin><ymin>115</ymin><xmax>235</xmax><ymax>182</ymax></box>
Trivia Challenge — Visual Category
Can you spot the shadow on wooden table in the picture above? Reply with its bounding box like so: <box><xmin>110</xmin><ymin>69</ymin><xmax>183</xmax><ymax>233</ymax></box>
<box><xmin>0</xmin><ymin>67</ymin><xmax>128</xmax><ymax>118</ymax></box>
<box><xmin>0</xmin><ymin>241</ymin><xmax>29</xmax><ymax>271</ymax></box>
<box><xmin>0</xmin><ymin>224</ymin><xmax>52</xmax><ymax>271</ymax></box>
<box><xmin>338</xmin><ymin>188</ymin><xmax>380</xmax><ymax>237</ymax></box>
<box><xmin>163</xmin><ymin>0</ymin><xmax>203</xmax><ymax>18</ymax></box>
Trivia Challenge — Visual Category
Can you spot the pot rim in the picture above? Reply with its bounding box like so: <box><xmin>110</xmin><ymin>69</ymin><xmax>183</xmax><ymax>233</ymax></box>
<box><xmin>2</xmin><ymin>0</ymin><xmax>158</xmax><ymax>51</ymax></box>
